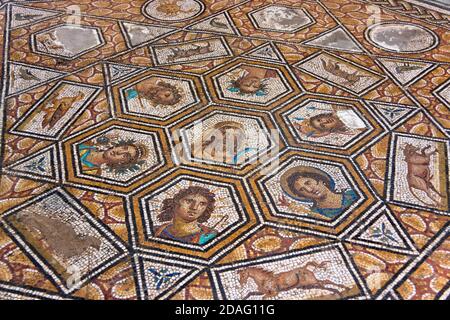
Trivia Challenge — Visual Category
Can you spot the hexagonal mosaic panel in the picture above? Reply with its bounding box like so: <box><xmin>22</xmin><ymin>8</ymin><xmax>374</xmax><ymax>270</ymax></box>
<box><xmin>213</xmin><ymin>64</ymin><xmax>292</xmax><ymax>106</ymax></box>
<box><xmin>120</xmin><ymin>74</ymin><xmax>199</xmax><ymax>120</ymax></box>
<box><xmin>282</xmin><ymin>99</ymin><xmax>373</xmax><ymax>149</ymax></box>
<box><xmin>33</xmin><ymin>25</ymin><xmax>105</xmax><ymax>59</ymax></box>
<box><xmin>249</xmin><ymin>5</ymin><xmax>314</xmax><ymax>33</ymax></box>
<box><xmin>260</xmin><ymin>157</ymin><xmax>363</xmax><ymax>223</ymax></box>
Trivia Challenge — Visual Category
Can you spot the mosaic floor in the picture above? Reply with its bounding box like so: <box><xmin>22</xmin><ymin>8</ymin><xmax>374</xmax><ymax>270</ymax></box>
<box><xmin>0</xmin><ymin>0</ymin><xmax>449</xmax><ymax>301</ymax></box>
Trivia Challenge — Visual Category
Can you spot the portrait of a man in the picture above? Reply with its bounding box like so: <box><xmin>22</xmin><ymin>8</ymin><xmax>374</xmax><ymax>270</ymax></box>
<box><xmin>280</xmin><ymin>166</ymin><xmax>358</xmax><ymax>219</ymax></box>
<box><xmin>191</xmin><ymin>121</ymin><xmax>255</xmax><ymax>165</ymax></box>
<box><xmin>154</xmin><ymin>186</ymin><xmax>218</xmax><ymax>245</ymax></box>
<box><xmin>78</xmin><ymin>137</ymin><xmax>147</xmax><ymax>176</ymax></box>
<box><xmin>292</xmin><ymin>106</ymin><xmax>368</xmax><ymax>144</ymax></box>
<box><xmin>306</xmin><ymin>112</ymin><xmax>347</xmax><ymax>135</ymax></box>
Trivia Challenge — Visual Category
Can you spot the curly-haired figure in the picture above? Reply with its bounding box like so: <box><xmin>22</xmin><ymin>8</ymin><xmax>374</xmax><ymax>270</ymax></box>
<box><xmin>154</xmin><ymin>186</ymin><xmax>218</xmax><ymax>245</ymax></box>
<box><xmin>131</xmin><ymin>77</ymin><xmax>182</xmax><ymax>106</ymax></box>
<box><xmin>78</xmin><ymin>138</ymin><xmax>147</xmax><ymax>175</ymax></box>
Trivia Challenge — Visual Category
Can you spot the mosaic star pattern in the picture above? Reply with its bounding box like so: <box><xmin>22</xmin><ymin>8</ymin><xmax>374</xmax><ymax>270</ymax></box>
<box><xmin>0</xmin><ymin>0</ymin><xmax>449</xmax><ymax>300</ymax></box>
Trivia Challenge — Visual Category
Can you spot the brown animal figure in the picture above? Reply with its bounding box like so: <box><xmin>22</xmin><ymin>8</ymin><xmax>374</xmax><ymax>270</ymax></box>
<box><xmin>10</xmin><ymin>70</ymin><xmax>16</xmax><ymax>89</ymax></box>
<box><xmin>10</xmin><ymin>68</ymin><xmax>41</xmax><ymax>92</ymax></box>
<box><xmin>402</xmin><ymin>143</ymin><xmax>446</xmax><ymax>208</ymax></box>
<box><xmin>238</xmin><ymin>261</ymin><xmax>350</xmax><ymax>300</ymax></box>
<box><xmin>16</xmin><ymin>211</ymin><xmax>102</xmax><ymax>261</ymax></box>
<box><xmin>41</xmin><ymin>91</ymin><xmax>85</xmax><ymax>129</ymax></box>
<box><xmin>321</xmin><ymin>59</ymin><xmax>368</xmax><ymax>85</ymax></box>
<box><xmin>167</xmin><ymin>42</ymin><xmax>213</xmax><ymax>62</ymax></box>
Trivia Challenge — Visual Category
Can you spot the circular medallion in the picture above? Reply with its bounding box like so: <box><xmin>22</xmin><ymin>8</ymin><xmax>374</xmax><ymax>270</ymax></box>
<box><xmin>366</xmin><ymin>22</ymin><xmax>438</xmax><ymax>53</ymax></box>
<box><xmin>143</xmin><ymin>0</ymin><xmax>204</xmax><ymax>22</ymax></box>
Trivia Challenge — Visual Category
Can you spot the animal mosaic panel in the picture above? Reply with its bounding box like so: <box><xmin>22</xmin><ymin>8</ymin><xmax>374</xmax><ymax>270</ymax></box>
<box><xmin>0</xmin><ymin>0</ymin><xmax>449</xmax><ymax>301</ymax></box>
<box><xmin>33</xmin><ymin>25</ymin><xmax>105</xmax><ymax>59</ymax></box>
<box><xmin>140</xmin><ymin>258</ymin><xmax>195</xmax><ymax>299</ymax></box>
<box><xmin>8</xmin><ymin>62</ymin><xmax>66</xmax><ymax>96</ymax></box>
